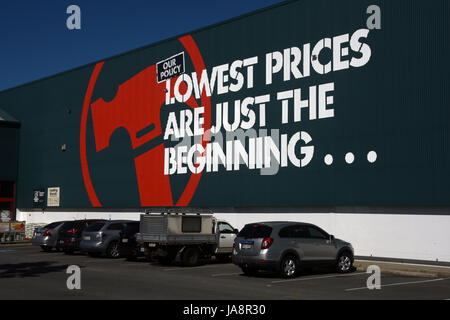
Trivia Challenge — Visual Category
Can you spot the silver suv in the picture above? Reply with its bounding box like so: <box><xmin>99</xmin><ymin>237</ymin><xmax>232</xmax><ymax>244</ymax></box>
<box><xmin>232</xmin><ymin>221</ymin><xmax>354</xmax><ymax>278</ymax></box>
<box><xmin>32</xmin><ymin>221</ymin><xmax>65</xmax><ymax>252</ymax></box>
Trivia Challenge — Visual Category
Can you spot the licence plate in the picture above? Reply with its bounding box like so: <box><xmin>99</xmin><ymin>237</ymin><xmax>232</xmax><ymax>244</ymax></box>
<box><xmin>83</xmin><ymin>236</ymin><xmax>90</xmax><ymax>241</ymax></box>
<box><xmin>59</xmin><ymin>240</ymin><xmax>64</xmax><ymax>244</ymax></box>
<box><xmin>140</xmin><ymin>247</ymin><xmax>145</xmax><ymax>252</ymax></box>
<box><xmin>242</xmin><ymin>244</ymin><xmax>252</xmax><ymax>249</ymax></box>
<box><xmin>122</xmin><ymin>239</ymin><xmax>129</xmax><ymax>243</ymax></box>
<box><xmin>148</xmin><ymin>243</ymin><xmax>156</xmax><ymax>247</ymax></box>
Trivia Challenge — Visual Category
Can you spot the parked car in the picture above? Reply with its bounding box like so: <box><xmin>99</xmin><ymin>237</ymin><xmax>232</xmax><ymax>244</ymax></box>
<box><xmin>32</xmin><ymin>221</ymin><xmax>66</xmax><ymax>252</ymax></box>
<box><xmin>118</xmin><ymin>221</ymin><xmax>143</xmax><ymax>260</ymax></box>
<box><xmin>137</xmin><ymin>213</ymin><xmax>238</xmax><ymax>266</ymax></box>
<box><xmin>80</xmin><ymin>220</ymin><xmax>135</xmax><ymax>258</ymax></box>
<box><xmin>58</xmin><ymin>219</ymin><xmax>106</xmax><ymax>254</ymax></box>
<box><xmin>232</xmin><ymin>221</ymin><xmax>354</xmax><ymax>278</ymax></box>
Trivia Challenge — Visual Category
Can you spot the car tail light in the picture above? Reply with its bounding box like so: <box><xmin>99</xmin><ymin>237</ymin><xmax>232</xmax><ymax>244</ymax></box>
<box><xmin>233</xmin><ymin>242</ymin><xmax>236</xmax><ymax>249</ymax></box>
<box><xmin>261</xmin><ymin>238</ymin><xmax>273</xmax><ymax>249</ymax></box>
<box><xmin>43</xmin><ymin>230</ymin><xmax>51</xmax><ymax>237</ymax></box>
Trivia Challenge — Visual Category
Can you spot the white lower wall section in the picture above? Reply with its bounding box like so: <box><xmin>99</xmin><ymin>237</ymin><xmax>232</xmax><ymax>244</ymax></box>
<box><xmin>214</xmin><ymin>212</ymin><xmax>450</xmax><ymax>263</ymax></box>
<box><xmin>17</xmin><ymin>209</ymin><xmax>450</xmax><ymax>262</ymax></box>
<box><xmin>16</xmin><ymin>210</ymin><xmax>142</xmax><ymax>224</ymax></box>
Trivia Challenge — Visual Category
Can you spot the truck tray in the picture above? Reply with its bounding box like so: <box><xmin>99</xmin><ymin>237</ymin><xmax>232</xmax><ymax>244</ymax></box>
<box><xmin>136</xmin><ymin>233</ymin><xmax>217</xmax><ymax>245</ymax></box>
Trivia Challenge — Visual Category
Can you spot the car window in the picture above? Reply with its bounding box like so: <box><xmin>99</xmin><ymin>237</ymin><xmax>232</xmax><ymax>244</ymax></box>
<box><xmin>279</xmin><ymin>226</ymin><xmax>294</xmax><ymax>238</ymax></box>
<box><xmin>307</xmin><ymin>226</ymin><xmax>328</xmax><ymax>239</ymax></box>
<box><xmin>218</xmin><ymin>223</ymin><xmax>235</xmax><ymax>234</ymax></box>
<box><xmin>124</xmin><ymin>223</ymin><xmax>139</xmax><ymax>234</ymax></box>
<box><xmin>85</xmin><ymin>222</ymin><xmax>105</xmax><ymax>232</ymax></box>
<box><xmin>108</xmin><ymin>223</ymin><xmax>125</xmax><ymax>231</ymax></box>
<box><xmin>182</xmin><ymin>216</ymin><xmax>202</xmax><ymax>233</ymax></box>
<box><xmin>292</xmin><ymin>225</ymin><xmax>309</xmax><ymax>238</ymax></box>
<box><xmin>238</xmin><ymin>224</ymin><xmax>272</xmax><ymax>239</ymax></box>
<box><xmin>60</xmin><ymin>221</ymin><xmax>77</xmax><ymax>230</ymax></box>
<box><xmin>279</xmin><ymin>225</ymin><xmax>309</xmax><ymax>238</ymax></box>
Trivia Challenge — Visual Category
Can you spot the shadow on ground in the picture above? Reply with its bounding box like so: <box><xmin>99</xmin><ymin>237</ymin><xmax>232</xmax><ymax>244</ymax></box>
<box><xmin>0</xmin><ymin>261</ymin><xmax>69</xmax><ymax>278</ymax></box>
<box><xmin>239</xmin><ymin>266</ymin><xmax>359</xmax><ymax>279</ymax></box>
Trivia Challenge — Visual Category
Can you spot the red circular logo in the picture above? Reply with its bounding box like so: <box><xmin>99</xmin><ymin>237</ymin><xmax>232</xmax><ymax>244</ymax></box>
<box><xmin>80</xmin><ymin>35</ymin><xmax>211</xmax><ymax>207</ymax></box>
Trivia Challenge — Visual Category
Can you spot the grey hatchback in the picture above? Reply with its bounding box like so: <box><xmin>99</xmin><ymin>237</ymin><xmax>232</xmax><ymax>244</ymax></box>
<box><xmin>232</xmin><ymin>221</ymin><xmax>354</xmax><ymax>278</ymax></box>
<box><xmin>80</xmin><ymin>220</ymin><xmax>135</xmax><ymax>258</ymax></box>
<box><xmin>32</xmin><ymin>221</ymin><xmax>66</xmax><ymax>252</ymax></box>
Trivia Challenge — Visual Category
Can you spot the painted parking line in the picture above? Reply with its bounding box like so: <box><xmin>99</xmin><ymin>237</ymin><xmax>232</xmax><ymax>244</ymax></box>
<box><xmin>211</xmin><ymin>272</ymin><xmax>242</xmax><ymax>277</ymax></box>
<box><xmin>267</xmin><ymin>272</ymin><xmax>366</xmax><ymax>287</ymax></box>
<box><xmin>345</xmin><ymin>277</ymin><xmax>450</xmax><ymax>291</ymax></box>
<box><xmin>356</xmin><ymin>260</ymin><xmax>450</xmax><ymax>269</ymax></box>
<box><xmin>164</xmin><ymin>264</ymin><xmax>229</xmax><ymax>271</ymax></box>
<box><xmin>0</xmin><ymin>249</ymin><xmax>17</xmax><ymax>253</ymax></box>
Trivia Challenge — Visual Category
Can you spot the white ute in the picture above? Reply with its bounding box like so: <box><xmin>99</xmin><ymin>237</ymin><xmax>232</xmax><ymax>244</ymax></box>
<box><xmin>136</xmin><ymin>212</ymin><xmax>238</xmax><ymax>266</ymax></box>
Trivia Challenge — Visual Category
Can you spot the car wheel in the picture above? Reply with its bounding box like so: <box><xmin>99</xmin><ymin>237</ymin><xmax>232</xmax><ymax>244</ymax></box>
<box><xmin>106</xmin><ymin>241</ymin><xmax>121</xmax><ymax>259</ymax></box>
<box><xmin>181</xmin><ymin>247</ymin><xmax>200</xmax><ymax>267</ymax></box>
<box><xmin>40</xmin><ymin>245</ymin><xmax>52</xmax><ymax>252</ymax></box>
<box><xmin>336</xmin><ymin>252</ymin><xmax>353</xmax><ymax>273</ymax></box>
<box><xmin>280</xmin><ymin>255</ymin><xmax>299</xmax><ymax>278</ymax></box>
<box><xmin>241</xmin><ymin>266</ymin><xmax>257</xmax><ymax>276</ymax></box>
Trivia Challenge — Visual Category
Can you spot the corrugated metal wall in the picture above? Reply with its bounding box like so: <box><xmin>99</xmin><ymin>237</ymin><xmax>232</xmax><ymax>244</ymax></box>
<box><xmin>0</xmin><ymin>0</ymin><xmax>449</xmax><ymax>210</ymax></box>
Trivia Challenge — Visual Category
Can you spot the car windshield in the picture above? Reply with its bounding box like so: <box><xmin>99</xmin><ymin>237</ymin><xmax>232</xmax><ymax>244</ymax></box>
<box><xmin>84</xmin><ymin>222</ymin><xmax>105</xmax><ymax>232</ymax></box>
<box><xmin>238</xmin><ymin>224</ymin><xmax>272</xmax><ymax>239</ymax></box>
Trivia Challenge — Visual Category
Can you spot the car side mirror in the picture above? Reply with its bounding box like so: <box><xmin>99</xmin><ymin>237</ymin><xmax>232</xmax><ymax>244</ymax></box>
<box><xmin>233</xmin><ymin>229</ymin><xmax>239</xmax><ymax>234</ymax></box>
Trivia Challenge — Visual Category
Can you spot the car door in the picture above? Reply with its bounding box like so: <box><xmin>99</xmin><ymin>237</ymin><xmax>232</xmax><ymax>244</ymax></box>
<box><xmin>107</xmin><ymin>223</ymin><xmax>127</xmax><ymax>241</ymax></box>
<box><xmin>290</xmin><ymin>225</ymin><xmax>318</xmax><ymax>262</ymax></box>
<box><xmin>217</xmin><ymin>222</ymin><xmax>236</xmax><ymax>253</ymax></box>
<box><xmin>306</xmin><ymin>225</ymin><xmax>336</xmax><ymax>262</ymax></box>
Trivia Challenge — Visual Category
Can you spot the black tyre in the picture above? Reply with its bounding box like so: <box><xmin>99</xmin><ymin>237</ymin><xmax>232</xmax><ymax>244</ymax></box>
<box><xmin>336</xmin><ymin>251</ymin><xmax>353</xmax><ymax>273</ymax></box>
<box><xmin>40</xmin><ymin>245</ymin><xmax>52</xmax><ymax>252</ymax></box>
<box><xmin>241</xmin><ymin>266</ymin><xmax>257</xmax><ymax>276</ymax></box>
<box><xmin>106</xmin><ymin>241</ymin><xmax>121</xmax><ymax>259</ymax></box>
<box><xmin>280</xmin><ymin>255</ymin><xmax>299</xmax><ymax>278</ymax></box>
<box><xmin>181</xmin><ymin>247</ymin><xmax>200</xmax><ymax>267</ymax></box>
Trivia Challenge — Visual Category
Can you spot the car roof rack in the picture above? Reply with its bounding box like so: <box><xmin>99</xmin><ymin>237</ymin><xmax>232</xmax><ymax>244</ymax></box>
<box><xmin>143</xmin><ymin>207</ymin><xmax>213</xmax><ymax>216</ymax></box>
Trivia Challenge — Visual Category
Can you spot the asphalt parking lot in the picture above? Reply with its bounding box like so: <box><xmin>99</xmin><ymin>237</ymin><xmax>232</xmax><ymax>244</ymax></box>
<box><xmin>0</xmin><ymin>245</ymin><xmax>449</xmax><ymax>300</ymax></box>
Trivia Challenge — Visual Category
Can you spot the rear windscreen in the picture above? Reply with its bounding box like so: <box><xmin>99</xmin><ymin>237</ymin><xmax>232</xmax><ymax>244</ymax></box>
<box><xmin>44</xmin><ymin>222</ymin><xmax>62</xmax><ymax>229</ymax></box>
<box><xmin>182</xmin><ymin>216</ymin><xmax>201</xmax><ymax>233</ymax></box>
<box><xmin>60</xmin><ymin>221</ymin><xmax>77</xmax><ymax>230</ymax></box>
<box><xmin>85</xmin><ymin>222</ymin><xmax>105</xmax><ymax>232</ymax></box>
<box><xmin>124</xmin><ymin>223</ymin><xmax>139</xmax><ymax>234</ymax></box>
<box><xmin>238</xmin><ymin>224</ymin><xmax>272</xmax><ymax>239</ymax></box>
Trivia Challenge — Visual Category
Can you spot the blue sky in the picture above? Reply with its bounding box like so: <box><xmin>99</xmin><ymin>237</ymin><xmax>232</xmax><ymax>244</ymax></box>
<box><xmin>0</xmin><ymin>0</ymin><xmax>282</xmax><ymax>91</ymax></box>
